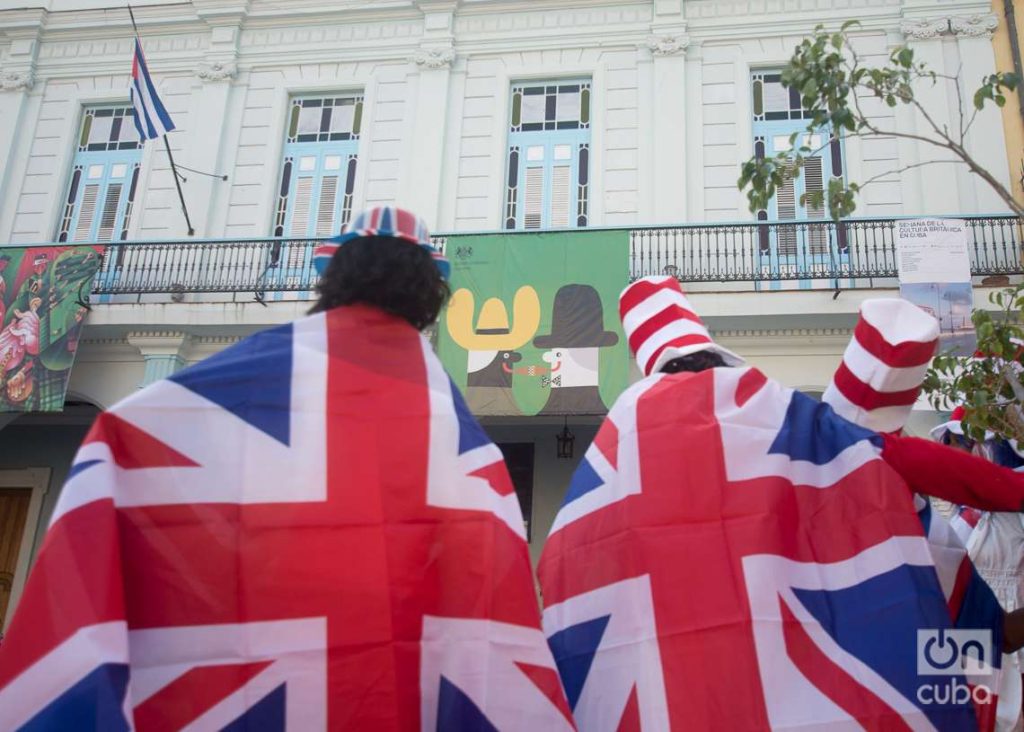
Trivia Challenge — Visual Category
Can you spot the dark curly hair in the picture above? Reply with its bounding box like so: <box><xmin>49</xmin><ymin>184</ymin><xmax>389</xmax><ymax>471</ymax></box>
<box><xmin>309</xmin><ymin>236</ymin><xmax>449</xmax><ymax>330</ymax></box>
<box><xmin>660</xmin><ymin>350</ymin><xmax>728</xmax><ymax>374</ymax></box>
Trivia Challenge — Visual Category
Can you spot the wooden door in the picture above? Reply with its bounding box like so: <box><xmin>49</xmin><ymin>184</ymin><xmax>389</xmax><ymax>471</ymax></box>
<box><xmin>0</xmin><ymin>488</ymin><xmax>31</xmax><ymax>630</ymax></box>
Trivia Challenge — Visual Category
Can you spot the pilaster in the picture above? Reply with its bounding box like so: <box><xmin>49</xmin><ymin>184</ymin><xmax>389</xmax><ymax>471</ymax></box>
<box><xmin>646</xmin><ymin>0</ymin><xmax>687</xmax><ymax>223</ymax></box>
<box><xmin>0</xmin><ymin>10</ymin><xmax>43</xmax><ymax>243</ymax></box>
<box><xmin>188</xmin><ymin>1</ymin><xmax>248</xmax><ymax>237</ymax></box>
<box><xmin>403</xmin><ymin>1</ymin><xmax>458</xmax><ymax>225</ymax></box>
<box><xmin>127</xmin><ymin>331</ymin><xmax>190</xmax><ymax>387</ymax></box>
<box><xmin>899</xmin><ymin>14</ymin><xmax>962</xmax><ymax>216</ymax></box>
<box><xmin>951</xmin><ymin>13</ymin><xmax>1012</xmax><ymax>213</ymax></box>
<box><xmin>644</xmin><ymin>28</ymin><xmax>688</xmax><ymax>223</ymax></box>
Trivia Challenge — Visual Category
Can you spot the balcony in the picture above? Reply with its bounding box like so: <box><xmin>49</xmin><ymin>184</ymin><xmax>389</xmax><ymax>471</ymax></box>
<box><xmin>85</xmin><ymin>215</ymin><xmax>1024</xmax><ymax>299</ymax></box>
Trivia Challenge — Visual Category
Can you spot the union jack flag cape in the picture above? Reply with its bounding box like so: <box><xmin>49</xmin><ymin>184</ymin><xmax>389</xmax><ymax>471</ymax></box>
<box><xmin>539</xmin><ymin>366</ymin><xmax>983</xmax><ymax>730</ymax></box>
<box><xmin>0</xmin><ymin>305</ymin><xmax>573</xmax><ymax>730</ymax></box>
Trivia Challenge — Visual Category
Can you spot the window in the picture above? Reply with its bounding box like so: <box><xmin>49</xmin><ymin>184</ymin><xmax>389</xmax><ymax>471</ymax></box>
<box><xmin>57</xmin><ymin>106</ymin><xmax>142</xmax><ymax>243</ymax></box>
<box><xmin>504</xmin><ymin>81</ymin><xmax>591</xmax><ymax>230</ymax></box>
<box><xmin>274</xmin><ymin>95</ymin><xmax>362</xmax><ymax>242</ymax></box>
<box><xmin>751</xmin><ymin>72</ymin><xmax>843</xmax><ymax>256</ymax></box>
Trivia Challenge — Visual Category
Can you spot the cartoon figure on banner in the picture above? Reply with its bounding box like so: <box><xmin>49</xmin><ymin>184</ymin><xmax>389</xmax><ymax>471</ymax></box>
<box><xmin>0</xmin><ymin>245</ymin><xmax>103</xmax><ymax>412</ymax></box>
<box><xmin>39</xmin><ymin>248</ymin><xmax>97</xmax><ymax>371</ymax></box>
<box><xmin>0</xmin><ymin>255</ymin><xmax>10</xmax><ymax>325</ymax></box>
<box><xmin>533</xmin><ymin>284</ymin><xmax>618</xmax><ymax>415</ymax></box>
<box><xmin>446</xmin><ymin>285</ymin><xmax>541</xmax><ymax>413</ymax></box>
<box><xmin>0</xmin><ymin>297</ymin><xmax>41</xmax><ymax>405</ymax></box>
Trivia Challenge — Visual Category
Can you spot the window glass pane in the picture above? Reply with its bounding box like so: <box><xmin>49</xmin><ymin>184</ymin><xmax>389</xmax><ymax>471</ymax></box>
<box><xmin>555</xmin><ymin>90</ymin><xmax>580</xmax><ymax>122</ymax></box>
<box><xmin>118</xmin><ymin>119</ymin><xmax>139</xmax><ymax>144</ymax></box>
<box><xmin>511</xmin><ymin>91</ymin><xmax>522</xmax><ymax>128</ymax></box>
<box><xmin>806</xmin><ymin>133</ymin><xmax>822</xmax><ymax>150</ymax></box>
<box><xmin>297</xmin><ymin>106</ymin><xmax>322</xmax><ymax>135</ymax></box>
<box><xmin>773</xmin><ymin>135</ymin><xmax>792</xmax><ymax>152</ymax></box>
<box><xmin>352</xmin><ymin>101</ymin><xmax>363</xmax><ymax>136</ymax></box>
<box><xmin>324</xmin><ymin>155</ymin><xmax>342</xmax><ymax>171</ymax></box>
<box><xmin>88</xmin><ymin>164</ymin><xmax>105</xmax><ymax>179</ymax></box>
<box><xmin>752</xmin><ymin>80</ymin><xmax>763</xmax><ymax>117</ymax></box>
<box><xmin>526</xmin><ymin>145</ymin><xmax>545</xmax><ymax>161</ymax></box>
<box><xmin>89</xmin><ymin>116</ymin><xmax>114</xmax><ymax>146</ymax></box>
<box><xmin>830</xmin><ymin>136</ymin><xmax>843</xmax><ymax>176</ymax></box>
<box><xmin>299</xmin><ymin>156</ymin><xmax>316</xmax><ymax>171</ymax></box>
<box><xmin>554</xmin><ymin>144</ymin><xmax>572</xmax><ymax>160</ymax></box>
<box><xmin>580</xmin><ymin>87</ymin><xmax>590</xmax><ymax>125</ymax></box>
<box><xmin>111</xmin><ymin>164</ymin><xmax>127</xmax><ymax>179</ymax></box>
<box><xmin>330</xmin><ymin>102</ymin><xmax>355</xmax><ymax>135</ymax></box>
<box><xmin>764</xmin><ymin>80</ymin><xmax>789</xmax><ymax>114</ymax></box>
<box><xmin>521</xmin><ymin>93</ymin><xmax>546</xmax><ymax>125</ymax></box>
<box><xmin>79</xmin><ymin>114</ymin><xmax>92</xmax><ymax>148</ymax></box>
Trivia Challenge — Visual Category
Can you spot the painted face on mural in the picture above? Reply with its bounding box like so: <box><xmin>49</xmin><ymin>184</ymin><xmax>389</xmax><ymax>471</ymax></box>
<box><xmin>541</xmin><ymin>347</ymin><xmax>600</xmax><ymax>388</ymax></box>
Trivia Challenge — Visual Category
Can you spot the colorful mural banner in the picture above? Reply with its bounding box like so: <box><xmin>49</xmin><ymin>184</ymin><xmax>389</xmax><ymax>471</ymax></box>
<box><xmin>0</xmin><ymin>245</ymin><xmax>104</xmax><ymax>412</ymax></box>
<box><xmin>437</xmin><ymin>231</ymin><xmax>630</xmax><ymax>416</ymax></box>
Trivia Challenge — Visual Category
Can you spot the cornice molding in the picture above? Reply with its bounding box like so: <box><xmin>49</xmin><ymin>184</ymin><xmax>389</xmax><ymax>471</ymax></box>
<box><xmin>645</xmin><ymin>33</ymin><xmax>688</xmax><ymax>57</ymax></box>
<box><xmin>0</xmin><ymin>68</ymin><xmax>34</xmax><ymax>92</ymax></box>
<box><xmin>453</xmin><ymin>4</ymin><xmax>652</xmax><ymax>35</ymax></box>
<box><xmin>950</xmin><ymin>13</ymin><xmax>998</xmax><ymax>38</ymax></box>
<box><xmin>411</xmin><ymin>45</ymin><xmax>456</xmax><ymax>68</ymax></box>
<box><xmin>126</xmin><ymin>331</ymin><xmax>191</xmax><ymax>357</ymax></box>
<box><xmin>899</xmin><ymin>17</ymin><xmax>949</xmax><ymax>39</ymax></box>
<box><xmin>197</xmin><ymin>58</ymin><xmax>238</xmax><ymax>81</ymax></box>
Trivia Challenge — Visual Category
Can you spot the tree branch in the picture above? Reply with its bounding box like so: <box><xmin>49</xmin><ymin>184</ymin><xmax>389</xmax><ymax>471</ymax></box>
<box><xmin>857</xmin><ymin>159</ymin><xmax>963</xmax><ymax>188</ymax></box>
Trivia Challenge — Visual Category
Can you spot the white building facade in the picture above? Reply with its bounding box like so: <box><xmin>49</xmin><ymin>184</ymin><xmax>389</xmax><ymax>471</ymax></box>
<box><xmin>0</xmin><ymin>0</ymin><xmax>1019</xmax><ymax>583</ymax></box>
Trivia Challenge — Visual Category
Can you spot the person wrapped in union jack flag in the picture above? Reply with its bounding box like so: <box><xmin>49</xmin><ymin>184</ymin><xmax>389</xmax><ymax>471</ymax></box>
<box><xmin>538</xmin><ymin>276</ymin><xmax>1024</xmax><ymax>731</ymax></box>
<box><xmin>822</xmin><ymin>298</ymin><xmax>1024</xmax><ymax>731</ymax></box>
<box><xmin>0</xmin><ymin>206</ymin><xmax>574</xmax><ymax>730</ymax></box>
<box><xmin>924</xmin><ymin>415</ymin><xmax>1024</xmax><ymax>732</ymax></box>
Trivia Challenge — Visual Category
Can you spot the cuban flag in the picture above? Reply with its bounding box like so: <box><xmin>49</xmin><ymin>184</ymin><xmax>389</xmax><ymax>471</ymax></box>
<box><xmin>130</xmin><ymin>39</ymin><xmax>175</xmax><ymax>140</ymax></box>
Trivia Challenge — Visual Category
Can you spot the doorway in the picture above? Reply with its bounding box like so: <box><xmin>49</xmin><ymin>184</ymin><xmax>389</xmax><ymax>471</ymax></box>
<box><xmin>496</xmin><ymin>443</ymin><xmax>535</xmax><ymax>541</ymax></box>
<box><xmin>0</xmin><ymin>468</ymin><xmax>50</xmax><ymax>631</ymax></box>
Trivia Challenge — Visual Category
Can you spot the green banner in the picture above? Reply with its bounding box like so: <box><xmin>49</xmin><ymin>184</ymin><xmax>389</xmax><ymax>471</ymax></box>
<box><xmin>437</xmin><ymin>230</ymin><xmax>630</xmax><ymax>416</ymax></box>
<box><xmin>0</xmin><ymin>245</ymin><xmax>104</xmax><ymax>412</ymax></box>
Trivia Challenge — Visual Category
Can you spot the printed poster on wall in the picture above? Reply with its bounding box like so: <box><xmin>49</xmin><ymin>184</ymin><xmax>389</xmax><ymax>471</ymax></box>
<box><xmin>0</xmin><ymin>245</ymin><xmax>104</xmax><ymax>412</ymax></box>
<box><xmin>895</xmin><ymin>218</ymin><xmax>977</xmax><ymax>357</ymax></box>
<box><xmin>437</xmin><ymin>231</ymin><xmax>630</xmax><ymax>416</ymax></box>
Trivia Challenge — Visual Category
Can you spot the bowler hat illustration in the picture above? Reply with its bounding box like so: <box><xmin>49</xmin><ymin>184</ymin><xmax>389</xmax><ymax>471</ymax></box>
<box><xmin>534</xmin><ymin>284</ymin><xmax>619</xmax><ymax>348</ymax></box>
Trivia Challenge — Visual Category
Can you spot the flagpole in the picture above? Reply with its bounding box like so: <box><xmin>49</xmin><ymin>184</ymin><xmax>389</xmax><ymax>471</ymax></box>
<box><xmin>128</xmin><ymin>4</ymin><xmax>195</xmax><ymax>236</ymax></box>
<box><xmin>163</xmin><ymin>136</ymin><xmax>195</xmax><ymax>236</ymax></box>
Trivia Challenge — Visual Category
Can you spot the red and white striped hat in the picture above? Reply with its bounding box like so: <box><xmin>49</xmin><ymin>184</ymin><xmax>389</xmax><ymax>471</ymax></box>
<box><xmin>929</xmin><ymin>405</ymin><xmax>968</xmax><ymax>439</ymax></box>
<box><xmin>822</xmin><ymin>298</ymin><xmax>939</xmax><ymax>434</ymax></box>
<box><xmin>619</xmin><ymin>276</ymin><xmax>744</xmax><ymax>377</ymax></box>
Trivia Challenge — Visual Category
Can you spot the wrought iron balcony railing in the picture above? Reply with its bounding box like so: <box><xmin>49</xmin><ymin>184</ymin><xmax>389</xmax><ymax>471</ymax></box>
<box><xmin>86</xmin><ymin>215</ymin><xmax>1023</xmax><ymax>297</ymax></box>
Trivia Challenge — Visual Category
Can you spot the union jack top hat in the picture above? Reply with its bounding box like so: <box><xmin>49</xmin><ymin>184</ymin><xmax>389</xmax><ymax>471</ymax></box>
<box><xmin>312</xmin><ymin>205</ymin><xmax>450</xmax><ymax>279</ymax></box>
<box><xmin>619</xmin><ymin>276</ymin><xmax>744</xmax><ymax>377</ymax></box>
<box><xmin>822</xmin><ymin>298</ymin><xmax>939</xmax><ymax>434</ymax></box>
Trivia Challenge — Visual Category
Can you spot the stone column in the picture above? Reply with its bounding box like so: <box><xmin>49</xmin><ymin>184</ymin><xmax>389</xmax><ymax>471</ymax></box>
<box><xmin>952</xmin><ymin>13</ymin><xmax>1013</xmax><ymax>213</ymax></box>
<box><xmin>647</xmin><ymin>32</ymin><xmax>689</xmax><ymax>223</ymax></box>
<box><xmin>127</xmin><ymin>332</ymin><xmax>190</xmax><ymax>387</ymax></box>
